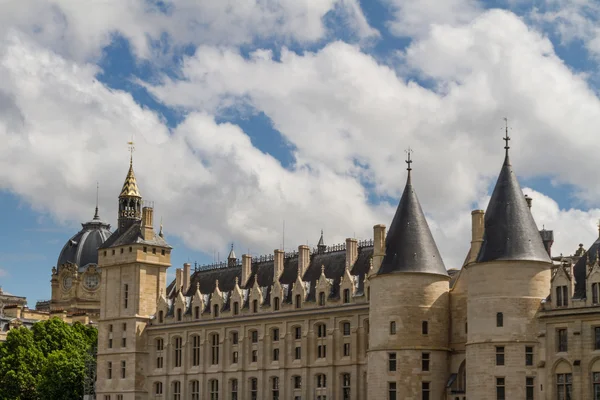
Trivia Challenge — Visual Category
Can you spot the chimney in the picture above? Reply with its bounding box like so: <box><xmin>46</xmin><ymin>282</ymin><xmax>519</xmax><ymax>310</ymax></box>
<box><xmin>466</xmin><ymin>210</ymin><xmax>485</xmax><ymax>265</ymax></box>
<box><xmin>175</xmin><ymin>268</ymin><xmax>183</xmax><ymax>292</ymax></box>
<box><xmin>298</xmin><ymin>245</ymin><xmax>310</xmax><ymax>279</ymax></box>
<box><xmin>540</xmin><ymin>230</ymin><xmax>554</xmax><ymax>257</ymax></box>
<box><xmin>345</xmin><ymin>238</ymin><xmax>358</xmax><ymax>269</ymax></box>
<box><xmin>372</xmin><ymin>224</ymin><xmax>386</xmax><ymax>272</ymax></box>
<box><xmin>525</xmin><ymin>195</ymin><xmax>532</xmax><ymax>209</ymax></box>
<box><xmin>242</xmin><ymin>254</ymin><xmax>252</xmax><ymax>287</ymax></box>
<box><xmin>141</xmin><ymin>206</ymin><xmax>154</xmax><ymax>240</ymax></box>
<box><xmin>274</xmin><ymin>249</ymin><xmax>284</xmax><ymax>282</ymax></box>
<box><xmin>183</xmin><ymin>263</ymin><xmax>191</xmax><ymax>293</ymax></box>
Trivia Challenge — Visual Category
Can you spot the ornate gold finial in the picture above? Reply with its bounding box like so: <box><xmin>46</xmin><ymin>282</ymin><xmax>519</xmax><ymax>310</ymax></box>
<box><xmin>120</xmin><ymin>139</ymin><xmax>141</xmax><ymax>198</ymax></box>
<box><xmin>127</xmin><ymin>135</ymin><xmax>135</xmax><ymax>165</ymax></box>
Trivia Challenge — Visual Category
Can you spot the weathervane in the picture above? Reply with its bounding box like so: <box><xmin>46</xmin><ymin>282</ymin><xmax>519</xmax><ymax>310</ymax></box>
<box><xmin>127</xmin><ymin>133</ymin><xmax>135</xmax><ymax>164</ymax></box>
<box><xmin>503</xmin><ymin>117</ymin><xmax>511</xmax><ymax>155</ymax></box>
<box><xmin>405</xmin><ymin>147</ymin><xmax>413</xmax><ymax>172</ymax></box>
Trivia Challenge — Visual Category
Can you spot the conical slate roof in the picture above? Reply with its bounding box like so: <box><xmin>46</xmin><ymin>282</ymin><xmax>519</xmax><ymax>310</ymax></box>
<box><xmin>119</xmin><ymin>160</ymin><xmax>141</xmax><ymax>198</ymax></box>
<box><xmin>377</xmin><ymin>170</ymin><xmax>447</xmax><ymax>276</ymax></box>
<box><xmin>476</xmin><ymin>154</ymin><xmax>550</xmax><ymax>263</ymax></box>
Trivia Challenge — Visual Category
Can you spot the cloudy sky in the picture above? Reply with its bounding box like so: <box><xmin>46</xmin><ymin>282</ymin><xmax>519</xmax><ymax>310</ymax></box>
<box><xmin>1</xmin><ymin>0</ymin><xmax>600</xmax><ymax>305</ymax></box>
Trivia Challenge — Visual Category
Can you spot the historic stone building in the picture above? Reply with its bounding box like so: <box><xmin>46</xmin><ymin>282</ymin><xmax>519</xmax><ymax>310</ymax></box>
<box><xmin>93</xmin><ymin>138</ymin><xmax>600</xmax><ymax>400</ymax></box>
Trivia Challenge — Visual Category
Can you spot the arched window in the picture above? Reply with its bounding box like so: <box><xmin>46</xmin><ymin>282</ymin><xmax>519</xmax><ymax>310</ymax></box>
<box><xmin>174</xmin><ymin>337</ymin><xmax>182</xmax><ymax>368</ymax></box>
<box><xmin>191</xmin><ymin>335</ymin><xmax>201</xmax><ymax>367</ymax></box>
<box><xmin>172</xmin><ymin>381</ymin><xmax>181</xmax><ymax>400</ymax></box>
<box><xmin>390</xmin><ymin>321</ymin><xmax>396</xmax><ymax>335</ymax></box>
<box><xmin>496</xmin><ymin>312</ymin><xmax>503</xmax><ymax>327</ymax></box>
<box><xmin>342</xmin><ymin>373</ymin><xmax>351</xmax><ymax>400</ymax></box>
<box><xmin>272</xmin><ymin>377</ymin><xmax>280</xmax><ymax>400</ymax></box>
<box><xmin>154</xmin><ymin>381</ymin><xmax>163</xmax><ymax>395</ymax></box>
<box><xmin>156</xmin><ymin>338</ymin><xmax>164</xmax><ymax>369</ymax></box>
<box><xmin>158</xmin><ymin>310</ymin><xmax>164</xmax><ymax>323</ymax></box>
<box><xmin>190</xmin><ymin>380</ymin><xmax>200</xmax><ymax>400</ymax></box>
<box><xmin>274</xmin><ymin>297</ymin><xmax>280</xmax><ymax>311</ymax></box>
<box><xmin>209</xmin><ymin>379</ymin><xmax>219</xmax><ymax>400</ymax></box>
<box><xmin>295</xmin><ymin>294</ymin><xmax>302</xmax><ymax>309</ymax></box>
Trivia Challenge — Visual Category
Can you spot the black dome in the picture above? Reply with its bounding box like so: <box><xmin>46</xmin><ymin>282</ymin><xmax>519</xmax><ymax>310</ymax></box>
<box><xmin>56</xmin><ymin>212</ymin><xmax>111</xmax><ymax>271</ymax></box>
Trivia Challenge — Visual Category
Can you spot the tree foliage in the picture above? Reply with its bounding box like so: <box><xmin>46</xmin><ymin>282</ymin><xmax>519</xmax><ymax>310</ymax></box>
<box><xmin>0</xmin><ymin>318</ymin><xmax>97</xmax><ymax>400</ymax></box>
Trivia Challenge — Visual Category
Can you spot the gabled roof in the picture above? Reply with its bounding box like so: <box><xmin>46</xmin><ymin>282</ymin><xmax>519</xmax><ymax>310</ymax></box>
<box><xmin>99</xmin><ymin>221</ymin><xmax>171</xmax><ymax>249</ymax></box>
<box><xmin>573</xmin><ymin>237</ymin><xmax>600</xmax><ymax>299</ymax></box>
<box><xmin>377</xmin><ymin>170</ymin><xmax>446</xmax><ymax>276</ymax></box>
<box><xmin>476</xmin><ymin>153</ymin><xmax>550</xmax><ymax>263</ymax></box>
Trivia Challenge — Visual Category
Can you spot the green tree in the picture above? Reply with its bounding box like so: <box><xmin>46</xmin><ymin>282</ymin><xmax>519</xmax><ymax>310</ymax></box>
<box><xmin>0</xmin><ymin>326</ymin><xmax>44</xmax><ymax>400</ymax></box>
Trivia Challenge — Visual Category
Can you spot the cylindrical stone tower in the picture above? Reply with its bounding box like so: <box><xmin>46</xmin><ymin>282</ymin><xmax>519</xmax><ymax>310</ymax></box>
<box><xmin>465</xmin><ymin>145</ymin><xmax>551</xmax><ymax>399</ymax></box>
<box><xmin>368</xmin><ymin>157</ymin><xmax>450</xmax><ymax>400</ymax></box>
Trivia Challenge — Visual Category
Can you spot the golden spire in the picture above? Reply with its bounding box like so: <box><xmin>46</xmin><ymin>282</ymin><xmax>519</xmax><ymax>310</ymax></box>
<box><xmin>120</xmin><ymin>140</ymin><xmax>141</xmax><ymax>198</ymax></box>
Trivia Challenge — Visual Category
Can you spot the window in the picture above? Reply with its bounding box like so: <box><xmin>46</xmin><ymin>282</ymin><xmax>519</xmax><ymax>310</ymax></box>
<box><xmin>158</xmin><ymin>310</ymin><xmax>164</xmax><ymax>323</ymax></box>
<box><xmin>211</xmin><ymin>334</ymin><xmax>220</xmax><ymax>365</ymax></box>
<box><xmin>117</xmin><ymin>395</ymin><xmax>123</xmax><ymax>400</ymax></box>
<box><xmin>172</xmin><ymin>381</ymin><xmax>181</xmax><ymax>400</ymax></box>
<box><xmin>252</xmin><ymin>350</ymin><xmax>258</xmax><ymax>362</ymax></box>
<box><xmin>317</xmin><ymin>324</ymin><xmax>327</xmax><ymax>338</ymax></box>
<box><xmin>177</xmin><ymin>308</ymin><xmax>182</xmax><ymax>321</ymax></box>
<box><xmin>496</xmin><ymin>312</ymin><xmax>503</xmax><ymax>327</ymax></box>
<box><xmin>496</xmin><ymin>346</ymin><xmax>505</xmax><ymax>366</ymax></box>
<box><xmin>194</xmin><ymin>306</ymin><xmax>200</xmax><ymax>319</ymax></box>
<box><xmin>121</xmin><ymin>360</ymin><xmax>126</xmax><ymax>378</ymax></box>
<box><xmin>274</xmin><ymin>297</ymin><xmax>280</xmax><ymax>310</ymax></box>
<box><xmin>317</xmin><ymin>374</ymin><xmax>327</xmax><ymax>388</ymax></box>
<box><xmin>342</xmin><ymin>373</ymin><xmax>351</xmax><ymax>400</ymax></box>
<box><xmin>174</xmin><ymin>337</ymin><xmax>182</xmax><ymax>367</ymax></box>
<box><xmin>232</xmin><ymin>351</ymin><xmax>238</xmax><ymax>364</ymax></box>
<box><xmin>593</xmin><ymin>373</ymin><xmax>600</xmax><ymax>400</ymax></box>
<box><xmin>293</xmin><ymin>376</ymin><xmax>302</xmax><ymax>389</ymax></box>
<box><xmin>250</xmin><ymin>378</ymin><xmax>258</xmax><ymax>400</ymax></box>
<box><xmin>192</xmin><ymin>335</ymin><xmax>201</xmax><ymax>366</ymax></box>
<box><xmin>343</xmin><ymin>343</ymin><xmax>350</xmax><ymax>357</ymax></box>
<box><xmin>154</xmin><ymin>382</ymin><xmax>163</xmax><ymax>395</ymax></box>
<box><xmin>295</xmin><ymin>326</ymin><xmax>302</xmax><ymax>340</ymax></box>
<box><xmin>107</xmin><ymin>361</ymin><xmax>112</xmax><ymax>379</ymax></box>
<box><xmin>295</xmin><ymin>294</ymin><xmax>302</xmax><ymax>308</ymax></box>
<box><xmin>156</xmin><ymin>338</ymin><xmax>164</xmax><ymax>369</ymax></box>
<box><xmin>556</xmin><ymin>373</ymin><xmax>572</xmax><ymax>400</ymax></box>
<box><xmin>272</xmin><ymin>377</ymin><xmax>280</xmax><ymax>400</ymax></box>
<box><xmin>389</xmin><ymin>353</ymin><xmax>397</xmax><ymax>372</ymax></box>
<box><xmin>319</xmin><ymin>292</ymin><xmax>326</xmax><ymax>306</ymax></box>
<box><xmin>272</xmin><ymin>328</ymin><xmax>279</xmax><ymax>341</ymax></box>
<box><xmin>593</xmin><ymin>282</ymin><xmax>600</xmax><ymax>304</ymax></box>
<box><xmin>231</xmin><ymin>379</ymin><xmax>238</xmax><ymax>400</ymax></box>
<box><xmin>496</xmin><ymin>377</ymin><xmax>505</xmax><ymax>400</ymax></box>
<box><xmin>422</xmin><ymin>321</ymin><xmax>428</xmax><ymax>335</ymax></box>
<box><xmin>556</xmin><ymin>285</ymin><xmax>568</xmax><ymax>307</ymax></box>
<box><xmin>390</xmin><ymin>321</ymin><xmax>396</xmax><ymax>335</ymax></box>
<box><xmin>161</xmin><ymin>249</ymin><xmax>165</xmax><ymax>256</ymax></box>
<box><xmin>595</xmin><ymin>327</ymin><xmax>600</xmax><ymax>350</ymax></box>
<box><xmin>465</xmin><ymin>321</ymin><xmax>468</xmax><ymax>334</ymax></box>
<box><xmin>213</xmin><ymin>304</ymin><xmax>219</xmax><ymax>317</ymax></box>
<box><xmin>143</xmin><ymin>246</ymin><xmax>147</xmax><ymax>253</ymax></box>
<box><xmin>388</xmin><ymin>382</ymin><xmax>397</xmax><ymax>400</ymax></box>
<box><xmin>422</xmin><ymin>353</ymin><xmax>430</xmax><ymax>371</ymax></box>
<box><xmin>152</xmin><ymin>247</ymin><xmax>156</xmax><ymax>254</ymax></box>
<box><xmin>343</xmin><ymin>288</ymin><xmax>350</xmax><ymax>303</ymax></box>
<box><xmin>295</xmin><ymin>346</ymin><xmax>301</xmax><ymax>360</ymax></box>
<box><xmin>526</xmin><ymin>377</ymin><xmax>534</xmax><ymax>400</ymax></box>
<box><xmin>557</xmin><ymin>329</ymin><xmax>568</xmax><ymax>352</ymax></box>
<box><xmin>253</xmin><ymin>299</ymin><xmax>258</xmax><ymax>313</ymax></box>
<box><xmin>273</xmin><ymin>348</ymin><xmax>279</xmax><ymax>361</ymax></box>
<box><xmin>342</xmin><ymin>322</ymin><xmax>351</xmax><ymax>336</ymax></box>
<box><xmin>233</xmin><ymin>301</ymin><xmax>239</xmax><ymax>315</ymax></box>
<box><xmin>422</xmin><ymin>382</ymin><xmax>430</xmax><ymax>400</ymax></box>
<box><xmin>124</xmin><ymin>284</ymin><xmax>129</xmax><ymax>309</ymax></box>
<box><xmin>525</xmin><ymin>346</ymin><xmax>534</xmax><ymax>366</ymax></box>
<box><xmin>232</xmin><ymin>331</ymin><xmax>239</xmax><ymax>345</ymax></box>
<box><xmin>210</xmin><ymin>379</ymin><xmax>219</xmax><ymax>400</ymax></box>
<box><xmin>317</xmin><ymin>344</ymin><xmax>326</xmax><ymax>358</ymax></box>
<box><xmin>191</xmin><ymin>380</ymin><xmax>200</xmax><ymax>400</ymax></box>
<box><xmin>105</xmin><ymin>395</ymin><xmax>110</xmax><ymax>400</ymax></box>
<box><xmin>251</xmin><ymin>330</ymin><xmax>258</xmax><ymax>343</ymax></box>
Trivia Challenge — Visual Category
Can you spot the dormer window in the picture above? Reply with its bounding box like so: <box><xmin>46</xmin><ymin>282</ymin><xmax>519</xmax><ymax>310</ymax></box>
<box><xmin>592</xmin><ymin>282</ymin><xmax>600</xmax><ymax>305</ymax></box>
<box><xmin>556</xmin><ymin>286</ymin><xmax>568</xmax><ymax>307</ymax></box>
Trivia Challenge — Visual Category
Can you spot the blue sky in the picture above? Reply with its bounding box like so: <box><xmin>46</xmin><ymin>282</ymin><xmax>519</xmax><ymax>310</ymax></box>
<box><xmin>2</xmin><ymin>0</ymin><xmax>600</xmax><ymax>305</ymax></box>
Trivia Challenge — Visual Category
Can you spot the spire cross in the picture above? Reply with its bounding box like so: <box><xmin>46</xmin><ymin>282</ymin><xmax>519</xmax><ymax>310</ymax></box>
<box><xmin>127</xmin><ymin>137</ymin><xmax>135</xmax><ymax>164</ymax></box>
<box><xmin>405</xmin><ymin>147</ymin><xmax>413</xmax><ymax>171</ymax></box>
<box><xmin>503</xmin><ymin>117</ymin><xmax>511</xmax><ymax>154</ymax></box>
<box><xmin>94</xmin><ymin>182</ymin><xmax>99</xmax><ymax>219</ymax></box>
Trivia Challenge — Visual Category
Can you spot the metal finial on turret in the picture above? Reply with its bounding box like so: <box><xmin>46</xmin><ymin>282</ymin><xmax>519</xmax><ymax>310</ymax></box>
<box><xmin>159</xmin><ymin>217</ymin><xmax>164</xmax><ymax>238</ymax></box>
<box><xmin>93</xmin><ymin>182</ymin><xmax>100</xmax><ymax>220</ymax></box>
<box><xmin>503</xmin><ymin>117</ymin><xmax>511</xmax><ymax>157</ymax></box>
<box><xmin>405</xmin><ymin>147</ymin><xmax>413</xmax><ymax>182</ymax></box>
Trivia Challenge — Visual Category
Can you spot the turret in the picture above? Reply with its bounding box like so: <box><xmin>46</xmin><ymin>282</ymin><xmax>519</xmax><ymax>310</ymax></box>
<box><xmin>117</xmin><ymin>151</ymin><xmax>142</xmax><ymax>231</ymax></box>
<box><xmin>367</xmin><ymin>150</ymin><xmax>450</xmax><ymax>400</ymax></box>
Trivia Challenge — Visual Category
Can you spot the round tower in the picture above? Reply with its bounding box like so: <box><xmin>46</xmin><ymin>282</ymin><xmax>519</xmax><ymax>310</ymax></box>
<box><xmin>368</xmin><ymin>153</ymin><xmax>450</xmax><ymax>400</ymax></box>
<box><xmin>465</xmin><ymin>136</ymin><xmax>551</xmax><ymax>399</ymax></box>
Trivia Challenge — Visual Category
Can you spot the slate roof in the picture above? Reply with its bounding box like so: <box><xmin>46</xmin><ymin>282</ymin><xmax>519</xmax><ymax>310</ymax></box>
<box><xmin>99</xmin><ymin>221</ymin><xmax>171</xmax><ymax>249</ymax></box>
<box><xmin>378</xmin><ymin>170</ymin><xmax>447</xmax><ymax>276</ymax></box>
<box><xmin>573</xmin><ymin>237</ymin><xmax>600</xmax><ymax>299</ymax></box>
<box><xmin>476</xmin><ymin>153</ymin><xmax>550</xmax><ymax>263</ymax></box>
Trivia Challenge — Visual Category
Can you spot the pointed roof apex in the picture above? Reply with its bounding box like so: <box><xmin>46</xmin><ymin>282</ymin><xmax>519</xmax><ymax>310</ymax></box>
<box><xmin>378</xmin><ymin>152</ymin><xmax>447</xmax><ymax>276</ymax></box>
<box><xmin>476</xmin><ymin>125</ymin><xmax>550</xmax><ymax>263</ymax></box>
<box><xmin>228</xmin><ymin>243</ymin><xmax>236</xmax><ymax>259</ymax></box>
<box><xmin>120</xmin><ymin>162</ymin><xmax>142</xmax><ymax>198</ymax></box>
<box><xmin>93</xmin><ymin>182</ymin><xmax>100</xmax><ymax>220</ymax></box>
<box><xmin>318</xmin><ymin>230</ymin><xmax>324</xmax><ymax>246</ymax></box>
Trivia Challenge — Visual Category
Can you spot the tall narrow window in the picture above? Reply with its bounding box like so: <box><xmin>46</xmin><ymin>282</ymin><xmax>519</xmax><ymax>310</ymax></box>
<box><xmin>210</xmin><ymin>379</ymin><xmax>219</xmax><ymax>400</ymax></box>
<box><xmin>422</xmin><ymin>353</ymin><xmax>430</xmax><ymax>371</ymax></box>
<box><xmin>595</xmin><ymin>327</ymin><xmax>600</xmax><ymax>350</ymax></box>
<box><xmin>422</xmin><ymin>321</ymin><xmax>428</xmax><ymax>335</ymax></box>
<box><xmin>194</xmin><ymin>306</ymin><xmax>200</xmax><ymax>319</ymax></box>
<box><xmin>213</xmin><ymin>304</ymin><xmax>219</xmax><ymax>317</ymax></box>
<box><xmin>343</xmin><ymin>342</ymin><xmax>350</xmax><ymax>356</ymax></box>
<box><xmin>211</xmin><ymin>334</ymin><xmax>220</xmax><ymax>365</ymax></box>
<box><xmin>295</xmin><ymin>326</ymin><xmax>302</xmax><ymax>340</ymax></box>
<box><xmin>557</xmin><ymin>329</ymin><xmax>568</xmax><ymax>352</ymax></box>
<box><xmin>121</xmin><ymin>360</ymin><xmax>126</xmax><ymax>378</ymax></box>
<box><xmin>593</xmin><ymin>282</ymin><xmax>600</xmax><ymax>304</ymax></box>
<box><xmin>390</xmin><ymin>321</ymin><xmax>396</xmax><ymax>335</ymax></box>
<box><xmin>496</xmin><ymin>312</ymin><xmax>503</xmax><ymax>327</ymax></box>
<box><xmin>192</xmin><ymin>335</ymin><xmax>201</xmax><ymax>367</ymax></box>
<box><xmin>272</xmin><ymin>328</ymin><xmax>280</xmax><ymax>341</ymax></box>
<box><xmin>124</xmin><ymin>284</ymin><xmax>129</xmax><ymax>309</ymax></box>
<box><xmin>317</xmin><ymin>323</ymin><xmax>327</xmax><ymax>338</ymax></box>
<box><xmin>593</xmin><ymin>373</ymin><xmax>600</xmax><ymax>400</ymax></box>
<box><xmin>158</xmin><ymin>310</ymin><xmax>164</xmax><ymax>323</ymax></box>
<box><xmin>232</xmin><ymin>331</ymin><xmax>239</xmax><ymax>345</ymax></box>
<box><xmin>250</xmin><ymin>378</ymin><xmax>258</xmax><ymax>400</ymax></box>
<box><xmin>172</xmin><ymin>381</ymin><xmax>181</xmax><ymax>400</ymax></box>
<box><xmin>295</xmin><ymin>346</ymin><xmax>301</xmax><ymax>360</ymax></box>
<box><xmin>342</xmin><ymin>373</ymin><xmax>351</xmax><ymax>400</ymax></box>
<box><xmin>231</xmin><ymin>379</ymin><xmax>238</xmax><ymax>400</ymax></box>
<box><xmin>496</xmin><ymin>346</ymin><xmax>505</xmax><ymax>366</ymax></box>
<box><xmin>343</xmin><ymin>322</ymin><xmax>351</xmax><ymax>336</ymax></box>
<box><xmin>388</xmin><ymin>382</ymin><xmax>397</xmax><ymax>400</ymax></box>
<box><xmin>177</xmin><ymin>308</ymin><xmax>182</xmax><ymax>321</ymax></box>
<box><xmin>388</xmin><ymin>353</ymin><xmax>397</xmax><ymax>372</ymax></box>
<box><xmin>107</xmin><ymin>361</ymin><xmax>112</xmax><ymax>379</ymax></box>
<box><xmin>190</xmin><ymin>380</ymin><xmax>200</xmax><ymax>400</ymax></box>
<box><xmin>293</xmin><ymin>376</ymin><xmax>302</xmax><ymax>389</ymax></box>
<box><xmin>156</xmin><ymin>338</ymin><xmax>164</xmax><ymax>369</ymax></box>
<box><xmin>253</xmin><ymin>299</ymin><xmax>258</xmax><ymax>313</ymax></box>
<box><xmin>343</xmin><ymin>288</ymin><xmax>350</xmax><ymax>303</ymax></box>
<box><xmin>272</xmin><ymin>348</ymin><xmax>279</xmax><ymax>361</ymax></box>
<box><xmin>272</xmin><ymin>377</ymin><xmax>279</xmax><ymax>400</ymax></box>
<box><xmin>556</xmin><ymin>373</ymin><xmax>572</xmax><ymax>399</ymax></box>
<box><xmin>556</xmin><ymin>286</ymin><xmax>568</xmax><ymax>307</ymax></box>
<box><xmin>496</xmin><ymin>377</ymin><xmax>505</xmax><ymax>400</ymax></box>
<box><xmin>317</xmin><ymin>344</ymin><xmax>326</xmax><ymax>358</ymax></box>
<box><xmin>274</xmin><ymin>297</ymin><xmax>280</xmax><ymax>311</ymax></box>
<box><xmin>525</xmin><ymin>346</ymin><xmax>534</xmax><ymax>366</ymax></box>
<box><xmin>526</xmin><ymin>377</ymin><xmax>534</xmax><ymax>400</ymax></box>
<box><xmin>154</xmin><ymin>382</ymin><xmax>163</xmax><ymax>396</ymax></box>
<box><xmin>174</xmin><ymin>337</ymin><xmax>182</xmax><ymax>367</ymax></box>
<box><xmin>316</xmin><ymin>374</ymin><xmax>327</xmax><ymax>388</ymax></box>
<box><xmin>422</xmin><ymin>382</ymin><xmax>430</xmax><ymax>400</ymax></box>
<box><xmin>251</xmin><ymin>330</ymin><xmax>258</xmax><ymax>343</ymax></box>
<box><xmin>319</xmin><ymin>292</ymin><xmax>326</xmax><ymax>306</ymax></box>
<box><xmin>121</xmin><ymin>323</ymin><xmax>127</xmax><ymax>347</ymax></box>
<box><xmin>233</xmin><ymin>301</ymin><xmax>239</xmax><ymax>315</ymax></box>
<box><xmin>295</xmin><ymin>294</ymin><xmax>302</xmax><ymax>309</ymax></box>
